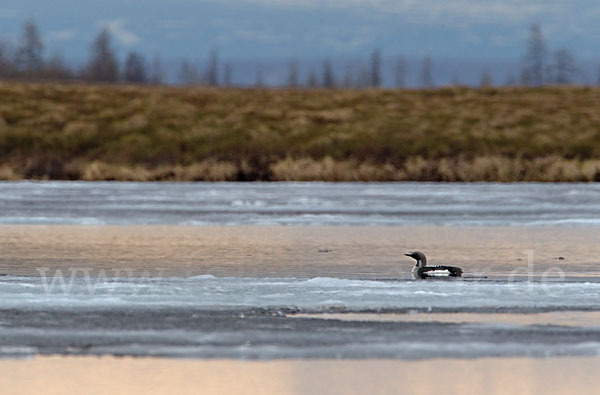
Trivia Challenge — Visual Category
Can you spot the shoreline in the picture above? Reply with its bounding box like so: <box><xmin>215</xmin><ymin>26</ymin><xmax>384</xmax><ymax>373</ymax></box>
<box><xmin>3</xmin><ymin>156</ymin><xmax>600</xmax><ymax>182</ymax></box>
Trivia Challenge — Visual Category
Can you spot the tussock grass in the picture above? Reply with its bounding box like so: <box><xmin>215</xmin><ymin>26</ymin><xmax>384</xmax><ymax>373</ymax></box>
<box><xmin>1</xmin><ymin>82</ymin><xmax>599</xmax><ymax>181</ymax></box>
<box><xmin>81</xmin><ymin>160</ymin><xmax>237</xmax><ymax>181</ymax></box>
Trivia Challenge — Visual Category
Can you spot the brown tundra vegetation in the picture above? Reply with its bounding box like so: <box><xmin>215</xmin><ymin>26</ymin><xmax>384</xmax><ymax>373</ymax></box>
<box><xmin>1</xmin><ymin>82</ymin><xmax>599</xmax><ymax>181</ymax></box>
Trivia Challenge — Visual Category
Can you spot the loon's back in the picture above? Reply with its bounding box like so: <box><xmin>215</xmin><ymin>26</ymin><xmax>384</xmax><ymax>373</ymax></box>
<box><xmin>412</xmin><ymin>265</ymin><xmax>463</xmax><ymax>279</ymax></box>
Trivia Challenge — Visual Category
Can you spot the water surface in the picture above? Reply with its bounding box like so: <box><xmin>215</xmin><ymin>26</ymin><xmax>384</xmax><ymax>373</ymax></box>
<box><xmin>1</xmin><ymin>181</ymin><xmax>600</xmax><ymax>360</ymax></box>
<box><xmin>2</xmin><ymin>181</ymin><xmax>600</xmax><ymax>226</ymax></box>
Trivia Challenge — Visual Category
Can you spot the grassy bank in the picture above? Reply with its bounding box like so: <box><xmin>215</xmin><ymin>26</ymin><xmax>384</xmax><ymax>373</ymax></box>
<box><xmin>1</xmin><ymin>82</ymin><xmax>599</xmax><ymax>181</ymax></box>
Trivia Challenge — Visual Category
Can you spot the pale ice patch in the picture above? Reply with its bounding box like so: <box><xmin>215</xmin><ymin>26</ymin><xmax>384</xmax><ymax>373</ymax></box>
<box><xmin>1</xmin><ymin>275</ymin><xmax>600</xmax><ymax>312</ymax></box>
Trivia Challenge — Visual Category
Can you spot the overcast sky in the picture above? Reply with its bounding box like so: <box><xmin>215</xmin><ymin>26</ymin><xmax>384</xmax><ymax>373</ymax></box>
<box><xmin>0</xmin><ymin>0</ymin><xmax>599</xmax><ymax>62</ymax></box>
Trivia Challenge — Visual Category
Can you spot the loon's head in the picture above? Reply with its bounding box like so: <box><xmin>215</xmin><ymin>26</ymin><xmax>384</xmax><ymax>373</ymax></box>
<box><xmin>405</xmin><ymin>251</ymin><xmax>427</xmax><ymax>268</ymax></box>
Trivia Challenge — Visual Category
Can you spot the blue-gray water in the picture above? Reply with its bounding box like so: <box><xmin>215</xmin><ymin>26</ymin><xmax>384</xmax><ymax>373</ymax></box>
<box><xmin>1</xmin><ymin>181</ymin><xmax>600</xmax><ymax>226</ymax></box>
<box><xmin>2</xmin><ymin>275</ymin><xmax>600</xmax><ymax>359</ymax></box>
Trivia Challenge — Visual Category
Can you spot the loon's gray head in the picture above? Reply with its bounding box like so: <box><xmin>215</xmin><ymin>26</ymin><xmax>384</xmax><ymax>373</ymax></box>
<box><xmin>405</xmin><ymin>251</ymin><xmax>427</xmax><ymax>268</ymax></box>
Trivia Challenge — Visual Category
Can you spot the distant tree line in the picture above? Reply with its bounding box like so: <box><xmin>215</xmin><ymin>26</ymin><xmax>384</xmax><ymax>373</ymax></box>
<box><xmin>0</xmin><ymin>18</ymin><xmax>163</xmax><ymax>84</ymax></box>
<box><xmin>520</xmin><ymin>24</ymin><xmax>580</xmax><ymax>87</ymax></box>
<box><xmin>0</xmin><ymin>19</ymin><xmax>598</xmax><ymax>88</ymax></box>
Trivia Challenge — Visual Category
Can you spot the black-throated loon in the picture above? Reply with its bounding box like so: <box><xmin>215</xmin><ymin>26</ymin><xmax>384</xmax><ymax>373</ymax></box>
<box><xmin>405</xmin><ymin>251</ymin><xmax>463</xmax><ymax>279</ymax></box>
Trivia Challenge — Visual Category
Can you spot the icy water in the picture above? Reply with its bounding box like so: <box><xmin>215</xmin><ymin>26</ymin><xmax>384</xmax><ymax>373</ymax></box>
<box><xmin>1</xmin><ymin>181</ymin><xmax>600</xmax><ymax>360</ymax></box>
<box><xmin>2</xmin><ymin>181</ymin><xmax>600</xmax><ymax>226</ymax></box>
<box><xmin>2</xmin><ymin>274</ymin><xmax>600</xmax><ymax>359</ymax></box>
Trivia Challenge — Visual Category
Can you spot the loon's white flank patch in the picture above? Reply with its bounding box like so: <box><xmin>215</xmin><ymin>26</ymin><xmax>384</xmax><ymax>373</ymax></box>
<box><xmin>426</xmin><ymin>270</ymin><xmax>451</xmax><ymax>277</ymax></box>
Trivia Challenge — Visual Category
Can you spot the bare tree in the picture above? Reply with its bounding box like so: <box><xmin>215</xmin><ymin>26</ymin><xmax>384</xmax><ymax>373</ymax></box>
<box><xmin>322</xmin><ymin>59</ymin><xmax>335</xmax><ymax>88</ymax></box>
<box><xmin>223</xmin><ymin>63</ymin><xmax>232</xmax><ymax>86</ymax></box>
<box><xmin>287</xmin><ymin>58</ymin><xmax>299</xmax><ymax>88</ymax></box>
<box><xmin>520</xmin><ymin>69</ymin><xmax>530</xmax><ymax>86</ymax></box>
<box><xmin>549</xmin><ymin>48</ymin><xmax>576</xmax><ymax>85</ymax></box>
<box><xmin>178</xmin><ymin>59</ymin><xmax>199</xmax><ymax>84</ymax></box>
<box><xmin>44</xmin><ymin>52</ymin><xmax>71</xmax><ymax>81</ymax></box>
<box><xmin>356</xmin><ymin>66</ymin><xmax>371</xmax><ymax>89</ymax></box>
<box><xmin>306</xmin><ymin>70</ymin><xmax>319</xmax><ymax>88</ymax></box>
<box><xmin>342</xmin><ymin>63</ymin><xmax>354</xmax><ymax>88</ymax></box>
<box><xmin>420</xmin><ymin>55</ymin><xmax>433</xmax><ymax>87</ymax></box>
<box><xmin>124</xmin><ymin>52</ymin><xmax>148</xmax><ymax>84</ymax></box>
<box><xmin>86</xmin><ymin>29</ymin><xmax>119</xmax><ymax>82</ymax></box>
<box><xmin>394</xmin><ymin>56</ymin><xmax>408</xmax><ymax>87</ymax></box>
<box><xmin>451</xmin><ymin>71</ymin><xmax>461</xmax><ymax>86</ymax></box>
<box><xmin>480</xmin><ymin>70</ymin><xmax>493</xmax><ymax>87</ymax></box>
<box><xmin>0</xmin><ymin>39</ymin><xmax>17</xmax><ymax>78</ymax></box>
<box><xmin>16</xmin><ymin>18</ymin><xmax>44</xmax><ymax>77</ymax></box>
<box><xmin>255</xmin><ymin>66</ymin><xmax>264</xmax><ymax>87</ymax></box>
<box><xmin>504</xmin><ymin>72</ymin><xmax>517</xmax><ymax>86</ymax></box>
<box><xmin>205</xmin><ymin>48</ymin><xmax>218</xmax><ymax>86</ymax></box>
<box><xmin>149</xmin><ymin>53</ymin><xmax>164</xmax><ymax>85</ymax></box>
<box><xmin>523</xmin><ymin>24</ymin><xmax>546</xmax><ymax>87</ymax></box>
<box><xmin>370</xmin><ymin>49</ymin><xmax>381</xmax><ymax>87</ymax></box>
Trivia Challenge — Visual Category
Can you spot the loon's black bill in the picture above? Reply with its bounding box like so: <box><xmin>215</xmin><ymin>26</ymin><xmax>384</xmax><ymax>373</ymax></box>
<box><xmin>404</xmin><ymin>253</ymin><xmax>412</xmax><ymax>257</ymax></box>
